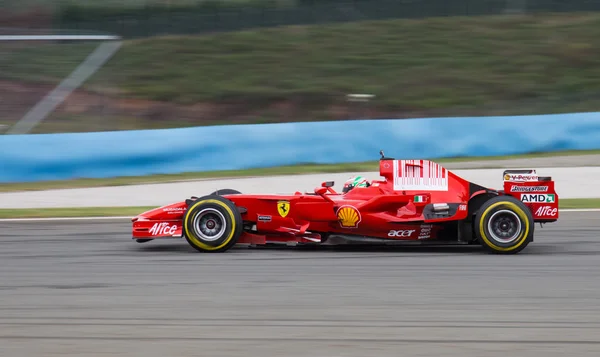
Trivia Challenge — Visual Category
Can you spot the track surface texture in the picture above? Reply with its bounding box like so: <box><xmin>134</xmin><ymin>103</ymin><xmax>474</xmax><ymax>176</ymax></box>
<box><xmin>1</xmin><ymin>211</ymin><xmax>600</xmax><ymax>356</ymax></box>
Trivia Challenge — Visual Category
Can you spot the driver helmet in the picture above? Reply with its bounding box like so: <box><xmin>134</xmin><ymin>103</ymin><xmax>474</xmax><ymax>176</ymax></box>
<box><xmin>343</xmin><ymin>176</ymin><xmax>369</xmax><ymax>193</ymax></box>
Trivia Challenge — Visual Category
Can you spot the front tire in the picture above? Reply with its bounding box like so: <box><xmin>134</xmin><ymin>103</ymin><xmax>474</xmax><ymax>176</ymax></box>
<box><xmin>474</xmin><ymin>195</ymin><xmax>534</xmax><ymax>254</ymax></box>
<box><xmin>182</xmin><ymin>195</ymin><xmax>243</xmax><ymax>253</ymax></box>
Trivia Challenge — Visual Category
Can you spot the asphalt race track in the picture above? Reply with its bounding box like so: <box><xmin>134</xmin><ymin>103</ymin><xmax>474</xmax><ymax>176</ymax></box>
<box><xmin>1</xmin><ymin>211</ymin><xmax>600</xmax><ymax>356</ymax></box>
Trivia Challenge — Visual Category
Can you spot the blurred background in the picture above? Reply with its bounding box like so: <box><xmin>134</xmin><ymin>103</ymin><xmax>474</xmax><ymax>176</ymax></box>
<box><xmin>1</xmin><ymin>0</ymin><xmax>599</xmax><ymax>134</ymax></box>
<box><xmin>3</xmin><ymin>4</ymin><xmax>600</xmax><ymax>357</ymax></box>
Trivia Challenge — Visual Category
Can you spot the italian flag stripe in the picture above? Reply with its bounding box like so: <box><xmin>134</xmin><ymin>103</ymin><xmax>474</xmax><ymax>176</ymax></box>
<box><xmin>414</xmin><ymin>195</ymin><xmax>424</xmax><ymax>202</ymax></box>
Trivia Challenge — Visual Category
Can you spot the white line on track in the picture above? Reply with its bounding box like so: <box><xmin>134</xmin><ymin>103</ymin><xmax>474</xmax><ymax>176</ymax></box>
<box><xmin>0</xmin><ymin>209</ymin><xmax>598</xmax><ymax>222</ymax></box>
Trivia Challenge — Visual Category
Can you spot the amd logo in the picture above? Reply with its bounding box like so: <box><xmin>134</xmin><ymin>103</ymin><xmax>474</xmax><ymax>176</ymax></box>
<box><xmin>149</xmin><ymin>222</ymin><xmax>178</xmax><ymax>236</ymax></box>
<box><xmin>521</xmin><ymin>194</ymin><xmax>555</xmax><ymax>203</ymax></box>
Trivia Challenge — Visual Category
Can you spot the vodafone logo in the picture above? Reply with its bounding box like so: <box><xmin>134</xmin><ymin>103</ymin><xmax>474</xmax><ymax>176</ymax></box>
<box><xmin>149</xmin><ymin>222</ymin><xmax>178</xmax><ymax>236</ymax></box>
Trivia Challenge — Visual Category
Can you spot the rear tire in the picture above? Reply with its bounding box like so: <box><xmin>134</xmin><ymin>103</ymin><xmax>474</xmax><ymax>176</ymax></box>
<box><xmin>210</xmin><ymin>189</ymin><xmax>242</xmax><ymax>196</ymax></box>
<box><xmin>474</xmin><ymin>195</ymin><xmax>534</xmax><ymax>254</ymax></box>
<box><xmin>182</xmin><ymin>195</ymin><xmax>243</xmax><ymax>253</ymax></box>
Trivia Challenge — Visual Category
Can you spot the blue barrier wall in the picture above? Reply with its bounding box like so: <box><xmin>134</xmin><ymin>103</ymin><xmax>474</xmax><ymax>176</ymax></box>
<box><xmin>2</xmin><ymin>112</ymin><xmax>600</xmax><ymax>183</ymax></box>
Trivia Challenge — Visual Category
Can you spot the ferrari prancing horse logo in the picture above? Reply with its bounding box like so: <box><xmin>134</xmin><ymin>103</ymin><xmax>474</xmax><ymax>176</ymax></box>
<box><xmin>277</xmin><ymin>201</ymin><xmax>290</xmax><ymax>217</ymax></box>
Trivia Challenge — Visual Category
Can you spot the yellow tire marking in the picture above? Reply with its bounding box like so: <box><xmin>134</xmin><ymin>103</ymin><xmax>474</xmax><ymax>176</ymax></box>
<box><xmin>184</xmin><ymin>199</ymin><xmax>237</xmax><ymax>251</ymax></box>
<box><xmin>479</xmin><ymin>201</ymin><xmax>530</xmax><ymax>252</ymax></box>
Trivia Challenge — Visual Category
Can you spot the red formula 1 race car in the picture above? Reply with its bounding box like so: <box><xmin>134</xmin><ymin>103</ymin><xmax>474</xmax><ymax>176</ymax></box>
<box><xmin>131</xmin><ymin>151</ymin><xmax>559</xmax><ymax>254</ymax></box>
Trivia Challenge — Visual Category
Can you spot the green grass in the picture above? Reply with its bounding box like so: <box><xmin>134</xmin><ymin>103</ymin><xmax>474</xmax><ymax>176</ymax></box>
<box><xmin>0</xmin><ymin>206</ymin><xmax>156</xmax><ymax>219</ymax></box>
<box><xmin>2</xmin><ymin>149</ymin><xmax>599</xmax><ymax>193</ymax></box>
<box><xmin>1</xmin><ymin>0</ymin><xmax>268</xmax><ymax>12</ymax></box>
<box><xmin>559</xmin><ymin>199</ymin><xmax>600</xmax><ymax>209</ymax></box>
<box><xmin>1</xmin><ymin>198</ymin><xmax>598</xmax><ymax>219</ymax></box>
<box><xmin>1</xmin><ymin>12</ymin><xmax>600</xmax><ymax>131</ymax></box>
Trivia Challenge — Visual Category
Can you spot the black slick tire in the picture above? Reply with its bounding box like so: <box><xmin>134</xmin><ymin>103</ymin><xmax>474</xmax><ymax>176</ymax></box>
<box><xmin>474</xmin><ymin>195</ymin><xmax>534</xmax><ymax>254</ymax></box>
<box><xmin>182</xmin><ymin>195</ymin><xmax>243</xmax><ymax>253</ymax></box>
<box><xmin>210</xmin><ymin>189</ymin><xmax>242</xmax><ymax>196</ymax></box>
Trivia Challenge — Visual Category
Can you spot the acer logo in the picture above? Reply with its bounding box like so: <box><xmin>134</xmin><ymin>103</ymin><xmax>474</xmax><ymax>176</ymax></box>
<box><xmin>536</xmin><ymin>206</ymin><xmax>557</xmax><ymax>217</ymax></box>
<box><xmin>388</xmin><ymin>230</ymin><xmax>416</xmax><ymax>237</ymax></box>
<box><xmin>149</xmin><ymin>222</ymin><xmax>178</xmax><ymax>236</ymax></box>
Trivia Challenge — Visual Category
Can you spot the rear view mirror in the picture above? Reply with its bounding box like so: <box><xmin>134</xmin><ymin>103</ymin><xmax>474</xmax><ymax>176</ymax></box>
<box><xmin>321</xmin><ymin>181</ymin><xmax>334</xmax><ymax>188</ymax></box>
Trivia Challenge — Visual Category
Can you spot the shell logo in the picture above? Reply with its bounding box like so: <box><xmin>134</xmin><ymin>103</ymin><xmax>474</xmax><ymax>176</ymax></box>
<box><xmin>336</xmin><ymin>205</ymin><xmax>361</xmax><ymax>228</ymax></box>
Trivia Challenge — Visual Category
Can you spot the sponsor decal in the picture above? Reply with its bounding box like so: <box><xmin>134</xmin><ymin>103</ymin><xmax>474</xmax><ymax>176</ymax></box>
<box><xmin>419</xmin><ymin>224</ymin><xmax>433</xmax><ymax>239</ymax></box>
<box><xmin>149</xmin><ymin>222</ymin><xmax>178</xmax><ymax>236</ymax></box>
<box><xmin>504</xmin><ymin>174</ymin><xmax>539</xmax><ymax>182</ymax></box>
<box><xmin>277</xmin><ymin>201</ymin><xmax>290</xmax><ymax>217</ymax></box>
<box><xmin>414</xmin><ymin>195</ymin><xmax>426</xmax><ymax>203</ymax></box>
<box><xmin>163</xmin><ymin>207</ymin><xmax>186</xmax><ymax>214</ymax></box>
<box><xmin>336</xmin><ymin>205</ymin><xmax>361</xmax><ymax>228</ymax></box>
<box><xmin>393</xmin><ymin>160</ymin><xmax>448</xmax><ymax>191</ymax></box>
<box><xmin>258</xmin><ymin>215</ymin><xmax>272</xmax><ymax>222</ymax></box>
<box><xmin>521</xmin><ymin>194</ymin><xmax>555</xmax><ymax>203</ymax></box>
<box><xmin>388</xmin><ymin>229</ymin><xmax>416</xmax><ymax>237</ymax></box>
<box><xmin>459</xmin><ymin>204</ymin><xmax>467</xmax><ymax>211</ymax></box>
<box><xmin>510</xmin><ymin>186</ymin><xmax>548</xmax><ymax>193</ymax></box>
<box><xmin>536</xmin><ymin>206</ymin><xmax>558</xmax><ymax>217</ymax></box>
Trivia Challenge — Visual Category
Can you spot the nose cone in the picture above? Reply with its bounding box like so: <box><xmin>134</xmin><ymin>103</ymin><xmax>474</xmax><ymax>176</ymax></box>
<box><xmin>131</xmin><ymin>214</ymin><xmax>146</xmax><ymax>222</ymax></box>
<box><xmin>131</xmin><ymin>202</ymin><xmax>188</xmax><ymax>223</ymax></box>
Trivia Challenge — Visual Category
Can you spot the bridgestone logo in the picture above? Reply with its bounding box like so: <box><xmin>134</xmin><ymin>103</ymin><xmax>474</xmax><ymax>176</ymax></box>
<box><xmin>511</xmin><ymin>186</ymin><xmax>548</xmax><ymax>192</ymax></box>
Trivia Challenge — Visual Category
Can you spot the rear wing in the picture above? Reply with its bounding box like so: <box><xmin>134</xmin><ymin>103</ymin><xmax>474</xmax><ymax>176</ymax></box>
<box><xmin>502</xmin><ymin>169</ymin><xmax>558</xmax><ymax>222</ymax></box>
